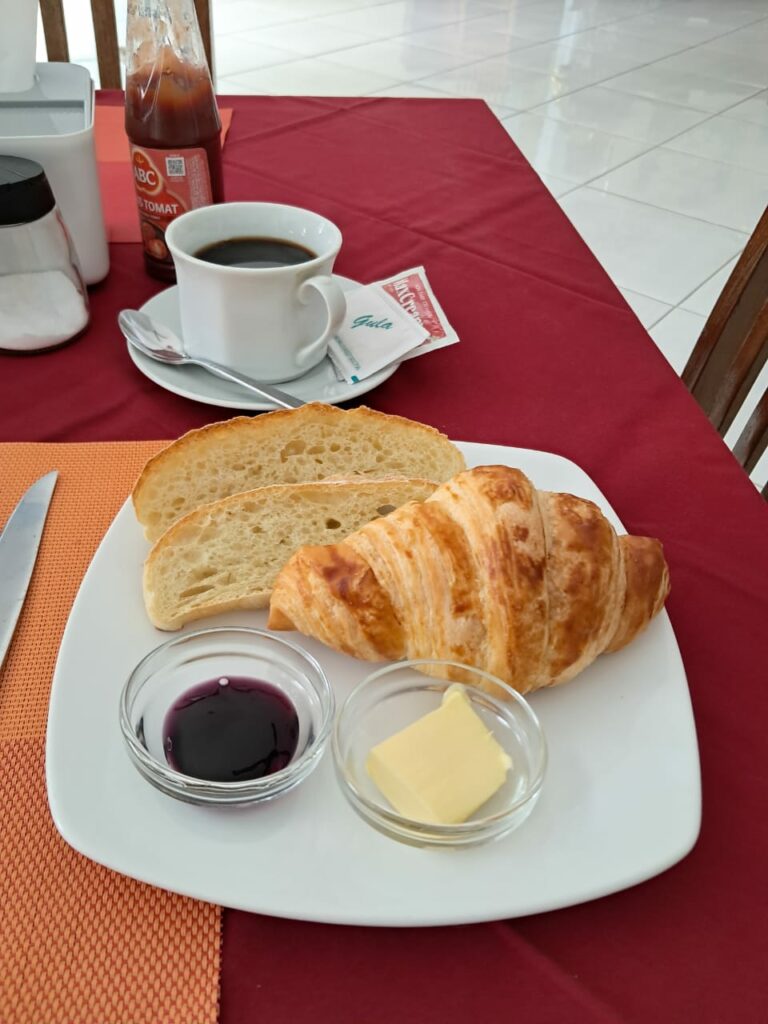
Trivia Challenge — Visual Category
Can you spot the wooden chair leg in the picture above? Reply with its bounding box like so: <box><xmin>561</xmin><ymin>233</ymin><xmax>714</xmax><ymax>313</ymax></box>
<box><xmin>90</xmin><ymin>0</ymin><xmax>122</xmax><ymax>88</ymax></box>
<box><xmin>39</xmin><ymin>0</ymin><xmax>70</xmax><ymax>63</ymax></box>
<box><xmin>194</xmin><ymin>0</ymin><xmax>214</xmax><ymax>76</ymax></box>
<box><xmin>733</xmin><ymin>388</ymin><xmax>768</xmax><ymax>476</ymax></box>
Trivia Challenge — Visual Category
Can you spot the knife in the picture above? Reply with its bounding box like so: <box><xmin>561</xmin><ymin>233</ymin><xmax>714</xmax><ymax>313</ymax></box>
<box><xmin>0</xmin><ymin>471</ymin><xmax>58</xmax><ymax>672</ymax></box>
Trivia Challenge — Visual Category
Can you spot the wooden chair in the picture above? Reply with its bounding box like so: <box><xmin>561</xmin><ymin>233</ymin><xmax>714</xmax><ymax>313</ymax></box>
<box><xmin>682</xmin><ymin>205</ymin><xmax>768</xmax><ymax>499</ymax></box>
<box><xmin>38</xmin><ymin>0</ymin><xmax>213</xmax><ymax>89</ymax></box>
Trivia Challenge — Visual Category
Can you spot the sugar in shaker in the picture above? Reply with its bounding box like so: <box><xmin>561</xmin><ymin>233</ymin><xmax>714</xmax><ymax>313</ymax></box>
<box><xmin>0</xmin><ymin>155</ymin><xmax>89</xmax><ymax>352</ymax></box>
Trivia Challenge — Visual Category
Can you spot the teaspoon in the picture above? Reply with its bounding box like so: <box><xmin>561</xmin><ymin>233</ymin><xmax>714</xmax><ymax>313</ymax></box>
<box><xmin>118</xmin><ymin>309</ymin><xmax>304</xmax><ymax>410</ymax></box>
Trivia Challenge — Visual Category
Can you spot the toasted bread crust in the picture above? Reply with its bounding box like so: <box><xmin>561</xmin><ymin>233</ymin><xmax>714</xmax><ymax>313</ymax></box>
<box><xmin>132</xmin><ymin>403</ymin><xmax>465</xmax><ymax>541</ymax></box>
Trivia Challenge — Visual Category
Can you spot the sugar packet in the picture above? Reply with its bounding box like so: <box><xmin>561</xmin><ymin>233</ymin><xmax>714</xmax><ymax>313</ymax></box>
<box><xmin>327</xmin><ymin>283</ymin><xmax>429</xmax><ymax>384</ymax></box>
<box><xmin>327</xmin><ymin>266</ymin><xmax>460</xmax><ymax>383</ymax></box>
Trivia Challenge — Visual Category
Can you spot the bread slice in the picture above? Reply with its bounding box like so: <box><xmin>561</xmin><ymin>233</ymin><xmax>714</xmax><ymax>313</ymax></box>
<box><xmin>143</xmin><ymin>477</ymin><xmax>438</xmax><ymax>630</ymax></box>
<box><xmin>133</xmin><ymin>403</ymin><xmax>465</xmax><ymax>541</ymax></box>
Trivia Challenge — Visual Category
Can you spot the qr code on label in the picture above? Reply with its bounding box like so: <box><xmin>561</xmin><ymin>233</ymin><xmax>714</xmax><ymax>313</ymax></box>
<box><xmin>165</xmin><ymin>156</ymin><xmax>185</xmax><ymax>177</ymax></box>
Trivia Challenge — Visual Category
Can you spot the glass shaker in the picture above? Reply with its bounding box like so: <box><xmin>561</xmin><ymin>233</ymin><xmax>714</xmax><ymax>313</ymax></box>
<box><xmin>0</xmin><ymin>154</ymin><xmax>89</xmax><ymax>352</ymax></box>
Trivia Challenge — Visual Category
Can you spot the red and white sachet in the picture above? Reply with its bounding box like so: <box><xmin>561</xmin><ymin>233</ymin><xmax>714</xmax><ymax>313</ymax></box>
<box><xmin>375</xmin><ymin>266</ymin><xmax>459</xmax><ymax>361</ymax></box>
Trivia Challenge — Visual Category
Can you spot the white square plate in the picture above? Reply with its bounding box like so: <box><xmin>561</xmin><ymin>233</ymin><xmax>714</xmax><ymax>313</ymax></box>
<box><xmin>46</xmin><ymin>442</ymin><xmax>700</xmax><ymax>926</ymax></box>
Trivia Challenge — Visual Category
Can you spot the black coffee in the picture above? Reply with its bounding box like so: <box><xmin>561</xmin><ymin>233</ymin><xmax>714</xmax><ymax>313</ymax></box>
<box><xmin>194</xmin><ymin>236</ymin><xmax>316</xmax><ymax>269</ymax></box>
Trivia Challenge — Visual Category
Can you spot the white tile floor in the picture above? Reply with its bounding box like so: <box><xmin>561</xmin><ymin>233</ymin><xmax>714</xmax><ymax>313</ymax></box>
<box><xmin>44</xmin><ymin>0</ymin><xmax>768</xmax><ymax>487</ymax></box>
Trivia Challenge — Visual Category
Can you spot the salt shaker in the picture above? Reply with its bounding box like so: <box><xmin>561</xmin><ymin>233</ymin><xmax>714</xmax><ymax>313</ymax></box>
<box><xmin>0</xmin><ymin>154</ymin><xmax>89</xmax><ymax>352</ymax></box>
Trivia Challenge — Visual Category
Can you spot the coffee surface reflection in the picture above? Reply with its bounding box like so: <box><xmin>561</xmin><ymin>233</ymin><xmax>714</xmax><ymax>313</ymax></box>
<box><xmin>194</xmin><ymin>236</ymin><xmax>317</xmax><ymax>269</ymax></box>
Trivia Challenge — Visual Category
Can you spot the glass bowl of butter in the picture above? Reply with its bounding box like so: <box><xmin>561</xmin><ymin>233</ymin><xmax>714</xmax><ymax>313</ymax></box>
<box><xmin>332</xmin><ymin>660</ymin><xmax>546</xmax><ymax>848</ymax></box>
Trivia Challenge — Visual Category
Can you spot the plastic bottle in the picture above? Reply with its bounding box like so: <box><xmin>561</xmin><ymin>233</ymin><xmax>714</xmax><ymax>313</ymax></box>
<box><xmin>125</xmin><ymin>0</ymin><xmax>223</xmax><ymax>281</ymax></box>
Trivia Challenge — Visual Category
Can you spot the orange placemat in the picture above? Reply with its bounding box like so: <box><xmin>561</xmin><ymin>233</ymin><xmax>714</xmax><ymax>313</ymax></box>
<box><xmin>94</xmin><ymin>105</ymin><xmax>234</xmax><ymax>243</ymax></box>
<box><xmin>0</xmin><ymin>442</ymin><xmax>221</xmax><ymax>1024</ymax></box>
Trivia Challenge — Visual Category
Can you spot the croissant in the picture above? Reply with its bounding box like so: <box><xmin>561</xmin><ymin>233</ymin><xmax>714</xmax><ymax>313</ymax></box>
<box><xmin>267</xmin><ymin>466</ymin><xmax>670</xmax><ymax>694</ymax></box>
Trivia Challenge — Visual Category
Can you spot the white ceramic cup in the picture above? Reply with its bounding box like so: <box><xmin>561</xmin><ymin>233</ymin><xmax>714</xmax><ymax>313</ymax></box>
<box><xmin>165</xmin><ymin>202</ymin><xmax>346</xmax><ymax>383</ymax></box>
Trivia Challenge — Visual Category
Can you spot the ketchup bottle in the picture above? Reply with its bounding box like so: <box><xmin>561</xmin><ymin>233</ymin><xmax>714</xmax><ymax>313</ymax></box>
<box><xmin>125</xmin><ymin>0</ymin><xmax>224</xmax><ymax>281</ymax></box>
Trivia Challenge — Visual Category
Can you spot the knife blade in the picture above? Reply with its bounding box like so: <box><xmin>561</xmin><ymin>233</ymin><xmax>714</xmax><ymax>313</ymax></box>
<box><xmin>0</xmin><ymin>471</ymin><xmax>58</xmax><ymax>672</ymax></box>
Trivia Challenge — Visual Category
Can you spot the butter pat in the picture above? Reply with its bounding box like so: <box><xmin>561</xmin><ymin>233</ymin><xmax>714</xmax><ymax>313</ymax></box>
<box><xmin>366</xmin><ymin>685</ymin><xmax>512</xmax><ymax>825</ymax></box>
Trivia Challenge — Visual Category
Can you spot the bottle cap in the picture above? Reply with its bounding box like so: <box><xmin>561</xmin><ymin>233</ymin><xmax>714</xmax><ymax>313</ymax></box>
<box><xmin>0</xmin><ymin>155</ymin><xmax>56</xmax><ymax>227</ymax></box>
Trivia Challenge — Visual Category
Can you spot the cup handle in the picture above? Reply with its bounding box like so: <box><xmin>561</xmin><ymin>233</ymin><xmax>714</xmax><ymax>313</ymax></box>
<box><xmin>295</xmin><ymin>275</ymin><xmax>347</xmax><ymax>368</ymax></box>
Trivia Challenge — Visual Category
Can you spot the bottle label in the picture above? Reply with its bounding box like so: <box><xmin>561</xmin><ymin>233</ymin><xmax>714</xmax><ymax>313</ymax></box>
<box><xmin>130</xmin><ymin>145</ymin><xmax>213</xmax><ymax>265</ymax></box>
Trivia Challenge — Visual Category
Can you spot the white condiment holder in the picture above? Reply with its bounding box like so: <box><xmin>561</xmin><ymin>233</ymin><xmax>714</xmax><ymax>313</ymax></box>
<box><xmin>0</xmin><ymin>63</ymin><xmax>109</xmax><ymax>285</ymax></box>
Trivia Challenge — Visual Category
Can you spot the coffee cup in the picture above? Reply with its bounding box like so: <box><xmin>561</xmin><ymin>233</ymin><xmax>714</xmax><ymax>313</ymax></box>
<box><xmin>165</xmin><ymin>202</ymin><xmax>346</xmax><ymax>383</ymax></box>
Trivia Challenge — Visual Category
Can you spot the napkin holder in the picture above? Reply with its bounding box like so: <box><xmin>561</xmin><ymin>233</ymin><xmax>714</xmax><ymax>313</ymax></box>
<box><xmin>0</xmin><ymin>63</ymin><xmax>109</xmax><ymax>285</ymax></box>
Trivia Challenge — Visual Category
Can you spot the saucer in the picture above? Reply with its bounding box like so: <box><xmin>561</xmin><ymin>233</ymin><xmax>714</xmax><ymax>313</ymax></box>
<box><xmin>128</xmin><ymin>276</ymin><xmax>401</xmax><ymax>411</ymax></box>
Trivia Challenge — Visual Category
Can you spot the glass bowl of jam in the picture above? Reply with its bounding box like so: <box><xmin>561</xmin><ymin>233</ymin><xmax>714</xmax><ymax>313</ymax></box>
<box><xmin>120</xmin><ymin>627</ymin><xmax>334</xmax><ymax>806</ymax></box>
<box><xmin>332</xmin><ymin>660</ymin><xmax>547</xmax><ymax>848</ymax></box>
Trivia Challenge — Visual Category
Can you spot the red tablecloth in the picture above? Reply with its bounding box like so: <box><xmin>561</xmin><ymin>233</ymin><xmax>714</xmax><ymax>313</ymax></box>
<box><xmin>2</xmin><ymin>93</ymin><xmax>767</xmax><ymax>1023</ymax></box>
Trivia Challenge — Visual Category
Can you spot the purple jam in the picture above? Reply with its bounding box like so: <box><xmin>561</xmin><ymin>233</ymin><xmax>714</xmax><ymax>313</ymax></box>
<box><xmin>162</xmin><ymin>676</ymin><xmax>299</xmax><ymax>783</ymax></box>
